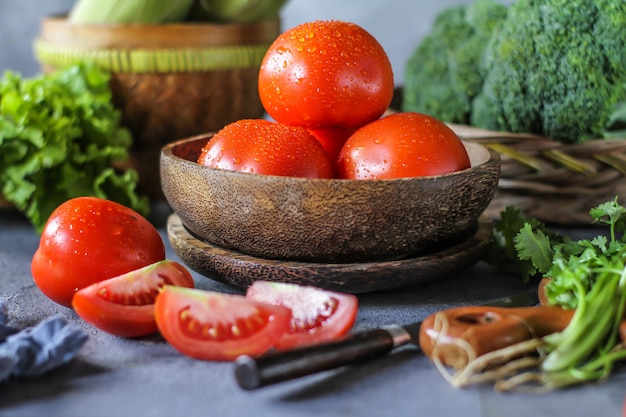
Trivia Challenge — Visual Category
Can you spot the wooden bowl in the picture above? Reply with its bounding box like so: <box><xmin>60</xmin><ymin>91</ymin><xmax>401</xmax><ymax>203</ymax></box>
<box><xmin>160</xmin><ymin>134</ymin><xmax>500</xmax><ymax>263</ymax></box>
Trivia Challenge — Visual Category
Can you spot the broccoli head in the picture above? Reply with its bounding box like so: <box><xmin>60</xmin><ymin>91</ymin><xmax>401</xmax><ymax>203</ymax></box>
<box><xmin>402</xmin><ymin>0</ymin><xmax>508</xmax><ymax>124</ymax></box>
<box><xmin>472</xmin><ymin>0</ymin><xmax>626</xmax><ymax>143</ymax></box>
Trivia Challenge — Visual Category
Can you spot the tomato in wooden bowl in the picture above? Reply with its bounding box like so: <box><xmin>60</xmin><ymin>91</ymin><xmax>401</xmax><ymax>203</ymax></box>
<box><xmin>160</xmin><ymin>20</ymin><xmax>500</xmax><ymax>264</ymax></box>
<box><xmin>160</xmin><ymin>130</ymin><xmax>499</xmax><ymax>263</ymax></box>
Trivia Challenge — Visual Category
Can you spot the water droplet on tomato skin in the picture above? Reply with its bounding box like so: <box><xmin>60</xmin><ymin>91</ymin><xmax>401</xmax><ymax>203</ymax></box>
<box><xmin>110</xmin><ymin>224</ymin><xmax>124</xmax><ymax>236</ymax></box>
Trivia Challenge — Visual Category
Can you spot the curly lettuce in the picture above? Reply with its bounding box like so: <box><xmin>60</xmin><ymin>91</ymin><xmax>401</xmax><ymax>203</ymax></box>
<box><xmin>0</xmin><ymin>64</ymin><xmax>148</xmax><ymax>232</ymax></box>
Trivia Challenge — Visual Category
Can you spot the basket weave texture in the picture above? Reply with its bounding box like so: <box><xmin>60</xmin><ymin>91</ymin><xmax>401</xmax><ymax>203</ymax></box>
<box><xmin>450</xmin><ymin>124</ymin><xmax>626</xmax><ymax>225</ymax></box>
<box><xmin>35</xmin><ymin>17</ymin><xmax>280</xmax><ymax>198</ymax></box>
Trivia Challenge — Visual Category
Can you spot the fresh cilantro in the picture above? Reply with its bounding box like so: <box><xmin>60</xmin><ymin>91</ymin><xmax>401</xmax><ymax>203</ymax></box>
<box><xmin>514</xmin><ymin>223</ymin><xmax>555</xmax><ymax>276</ymax></box>
<box><xmin>0</xmin><ymin>64</ymin><xmax>149</xmax><ymax>232</ymax></box>
<box><xmin>486</xmin><ymin>197</ymin><xmax>626</xmax><ymax>388</ymax></box>
<box><xmin>484</xmin><ymin>205</ymin><xmax>569</xmax><ymax>283</ymax></box>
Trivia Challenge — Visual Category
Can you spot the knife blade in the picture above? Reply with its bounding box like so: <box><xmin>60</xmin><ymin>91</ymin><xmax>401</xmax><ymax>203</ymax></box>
<box><xmin>234</xmin><ymin>288</ymin><xmax>539</xmax><ymax>390</ymax></box>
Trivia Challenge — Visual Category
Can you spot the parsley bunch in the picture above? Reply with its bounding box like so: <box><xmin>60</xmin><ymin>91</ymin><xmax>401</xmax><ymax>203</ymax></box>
<box><xmin>486</xmin><ymin>197</ymin><xmax>626</xmax><ymax>388</ymax></box>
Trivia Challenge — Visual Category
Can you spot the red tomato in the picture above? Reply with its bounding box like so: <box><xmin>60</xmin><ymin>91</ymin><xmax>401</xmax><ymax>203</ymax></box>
<box><xmin>72</xmin><ymin>260</ymin><xmax>195</xmax><ymax>338</ymax></box>
<box><xmin>258</xmin><ymin>20</ymin><xmax>394</xmax><ymax>129</ymax></box>
<box><xmin>197</xmin><ymin>119</ymin><xmax>333</xmax><ymax>178</ymax></box>
<box><xmin>336</xmin><ymin>112</ymin><xmax>471</xmax><ymax>179</ymax></box>
<box><xmin>246</xmin><ymin>281</ymin><xmax>358</xmax><ymax>350</ymax></box>
<box><xmin>31</xmin><ymin>197</ymin><xmax>166</xmax><ymax>307</ymax></box>
<box><xmin>155</xmin><ymin>286</ymin><xmax>292</xmax><ymax>361</ymax></box>
<box><xmin>307</xmin><ymin>126</ymin><xmax>357</xmax><ymax>163</ymax></box>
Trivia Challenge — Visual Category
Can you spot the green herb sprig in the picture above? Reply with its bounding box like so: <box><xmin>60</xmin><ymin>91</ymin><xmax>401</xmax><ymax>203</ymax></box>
<box><xmin>481</xmin><ymin>197</ymin><xmax>626</xmax><ymax>390</ymax></box>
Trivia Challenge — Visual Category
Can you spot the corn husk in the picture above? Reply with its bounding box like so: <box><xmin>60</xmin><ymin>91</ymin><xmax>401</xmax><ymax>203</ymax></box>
<box><xmin>68</xmin><ymin>0</ymin><xmax>195</xmax><ymax>24</ymax></box>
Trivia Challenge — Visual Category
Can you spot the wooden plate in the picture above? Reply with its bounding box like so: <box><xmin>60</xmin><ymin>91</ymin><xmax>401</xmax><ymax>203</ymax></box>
<box><xmin>167</xmin><ymin>213</ymin><xmax>493</xmax><ymax>294</ymax></box>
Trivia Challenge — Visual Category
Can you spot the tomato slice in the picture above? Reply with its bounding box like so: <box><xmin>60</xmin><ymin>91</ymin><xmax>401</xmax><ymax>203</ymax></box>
<box><xmin>155</xmin><ymin>286</ymin><xmax>291</xmax><ymax>361</ymax></box>
<box><xmin>246</xmin><ymin>281</ymin><xmax>358</xmax><ymax>350</ymax></box>
<box><xmin>72</xmin><ymin>260</ymin><xmax>195</xmax><ymax>338</ymax></box>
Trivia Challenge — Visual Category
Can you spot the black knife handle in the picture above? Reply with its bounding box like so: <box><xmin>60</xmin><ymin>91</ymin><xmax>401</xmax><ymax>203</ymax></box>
<box><xmin>234</xmin><ymin>326</ymin><xmax>410</xmax><ymax>390</ymax></box>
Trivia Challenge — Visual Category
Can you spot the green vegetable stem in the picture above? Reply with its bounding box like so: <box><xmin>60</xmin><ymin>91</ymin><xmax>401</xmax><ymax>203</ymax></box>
<box><xmin>477</xmin><ymin>197</ymin><xmax>626</xmax><ymax>390</ymax></box>
<box><xmin>0</xmin><ymin>64</ymin><xmax>148</xmax><ymax>232</ymax></box>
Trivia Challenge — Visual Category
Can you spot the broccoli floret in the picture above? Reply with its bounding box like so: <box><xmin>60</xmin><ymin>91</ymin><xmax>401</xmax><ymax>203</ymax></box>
<box><xmin>472</xmin><ymin>0</ymin><xmax>626</xmax><ymax>143</ymax></box>
<box><xmin>402</xmin><ymin>0</ymin><xmax>508</xmax><ymax>124</ymax></box>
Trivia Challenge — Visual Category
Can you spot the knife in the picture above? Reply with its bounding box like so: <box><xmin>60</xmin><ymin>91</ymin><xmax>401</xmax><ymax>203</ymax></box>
<box><xmin>234</xmin><ymin>288</ymin><xmax>540</xmax><ymax>390</ymax></box>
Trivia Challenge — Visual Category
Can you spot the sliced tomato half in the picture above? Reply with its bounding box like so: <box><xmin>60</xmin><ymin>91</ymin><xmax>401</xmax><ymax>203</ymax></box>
<box><xmin>246</xmin><ymin>281</ymin><xmax>359</xmax><ymax>350</ymax></box>
<box><xmin>72</xmin><ymin>260</ymin><xmax>195</xmax><ymax>338</ymax></box>
<box><xmin>154</xmin><ymin>286</ymin><xmax>291</xmax><ymax>361</ymax></box>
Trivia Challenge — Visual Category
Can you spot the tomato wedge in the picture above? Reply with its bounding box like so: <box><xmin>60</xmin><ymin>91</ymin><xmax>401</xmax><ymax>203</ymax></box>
<box><xmin>155</xmin><ymin>286</ymin><xmax>291</xmax><ymax>361</ymax></box>
<box><xmin>72</xmin><ymin>260</ymin><xmax>195</xmax><ymax>338</ymax></box>
<box><xmin>246</xmin><ymin>281</ymin><xmax>359</xmax><ymax>350</ymax></box>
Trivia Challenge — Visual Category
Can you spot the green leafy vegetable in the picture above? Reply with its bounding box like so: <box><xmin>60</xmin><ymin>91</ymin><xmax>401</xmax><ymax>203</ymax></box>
<box><xmin>188</xmin><ymin>0</ymin><xmax>289</xmax><ymax>23</ymax></box>
<box><xmin>403</xmin><ymin>0</ymin><xmax>626</xmax><ymax>143</ymax></box>
<box><xmin>484</xmin><ymin>205</ymin><xmax>569</xmax><ymax>283</ymax></box>
<box><xmin>472</xmin><ymin>0</ymin><xmax>626</xmax><ymax>143</ymax></box>
<box><xmin>69</xmin><ymin>0</ymin><xmax>196</xmax><ymax>24</ymax></box>
<box><xmin>475</xmin><ymin>197</ymin><xmax>626</xmax><ymax>390</ymax></box>
<box><xmin>0</xmin><ymin>64</ymin><xmax>149</xmax><ymax>232</ymax></box>
<box><xmin>402</xmin><ymin>0</ymin><xmax>508</xmax><ymax>124</ymax></box>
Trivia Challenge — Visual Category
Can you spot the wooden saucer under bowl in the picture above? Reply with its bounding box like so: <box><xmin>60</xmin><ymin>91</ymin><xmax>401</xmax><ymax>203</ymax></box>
<box><xmin>167</xmin><ymin>213</ymin><xmax>493</xmax><ymax>294</ymax></box>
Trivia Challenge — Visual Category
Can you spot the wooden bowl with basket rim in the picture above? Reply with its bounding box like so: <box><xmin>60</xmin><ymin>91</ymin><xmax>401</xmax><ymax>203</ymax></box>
<box><xmin>160</xmin><ymin>134</ymin><xmax>501</xmax><ymax>263</ymax></box>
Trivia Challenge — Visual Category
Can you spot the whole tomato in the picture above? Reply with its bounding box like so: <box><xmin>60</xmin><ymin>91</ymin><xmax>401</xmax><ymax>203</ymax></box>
<box><xmin>258</xmin><ymin>20</ymin><xmax>394</xmax><ymax>130</ymax></box>
<box><xmin>197</xmin><ymin>119</ymin><xmax>333</xmax><ymax>178</ymax></box>
<box><xmin>31</xmin><ymin>197</ymin><xmax>166</xmax><ymax>307</ymax></box>
<box><xmin>336</xmin><ymin>112</ymin><xmax>471</xmax><ymax>179</ymax></box>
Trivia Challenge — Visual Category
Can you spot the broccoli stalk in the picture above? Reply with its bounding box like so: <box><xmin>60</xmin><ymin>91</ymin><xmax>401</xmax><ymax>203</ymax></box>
<box><xmin>402</xmin><ymin>0</ymin><xmax>508</xmax><ymax>124</ymax></box>
<box><xmin>472</xmin><ymin>0</ymin><xmax>626</xmax><ymax>143</ymax></box>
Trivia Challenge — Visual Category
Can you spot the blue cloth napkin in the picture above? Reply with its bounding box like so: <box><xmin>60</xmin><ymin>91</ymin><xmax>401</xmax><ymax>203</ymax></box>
<box><xmin>0</xmin><ymin>300</ymin><xmax>88</xmax><ymax>382</ymax></box>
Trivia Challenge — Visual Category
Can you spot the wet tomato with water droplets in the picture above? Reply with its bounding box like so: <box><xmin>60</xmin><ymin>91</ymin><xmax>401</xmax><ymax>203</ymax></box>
<box><xmin>31</xmin><ymin>197</ymin><xmax>166</xmax><ymax>307</ymax></box>
<box><xmin>72</xmin><ymin>260</ymin><xmax>195</xmax><ymax>338</ymax></box>
<box><xmin>307</xmin><ymin>126</ymin><xmax>357</xmax><ymax>162</ymax></box>
<box><xmin>197</xmin><ymin>119</ymin><xmax>333</xmax><ymax>178</ymax></box>
<box><xmin>246</xmin><ymin>281</ymin><xmax>358</xmax><ymax>350</ymax></box>
<box><xmin>336</xmin><ymin>112</ymin><xmax>471</xmax><ymax>180</ymax></box>
<box><xmin>258</xmin><ymin>20</ymin><xmax>394</xmax><ymax>131</ymax></box>
<box><xmin>155</xmin><ymin>286</ymin><xmax>292</xmax><ymax>361</ymax></box>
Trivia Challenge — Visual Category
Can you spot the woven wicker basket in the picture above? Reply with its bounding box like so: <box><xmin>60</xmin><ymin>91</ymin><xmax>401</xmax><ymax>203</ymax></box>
<box><xmin>34</xmin><ymin>17</ymin><xmax>280</xmax><ymax>198</ymax></box>
<box><xmin>449</xmin><ymin>124</ymin><xmax>626</xmax><ymax>225</ymax></box>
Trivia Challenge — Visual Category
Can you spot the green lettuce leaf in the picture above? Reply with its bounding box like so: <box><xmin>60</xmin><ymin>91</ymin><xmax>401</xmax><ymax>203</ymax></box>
<box><xmin>0</xmin><ymin>64</ymin><xmax>149</xmax><ymax>232</ymax></box>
